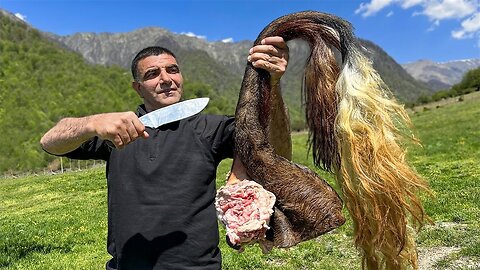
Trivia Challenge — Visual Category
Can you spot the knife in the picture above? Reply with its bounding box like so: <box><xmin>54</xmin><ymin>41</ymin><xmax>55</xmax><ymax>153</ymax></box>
<box><xmin>139</xmin><ymin>97</ymin><xmax>210</xmax><ymax>128</ymax></box>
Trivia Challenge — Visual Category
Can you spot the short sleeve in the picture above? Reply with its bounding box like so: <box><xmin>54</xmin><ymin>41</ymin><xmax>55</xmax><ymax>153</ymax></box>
<box><xmin>211</xmin><ymin>116</ymin><xmax>235</xmax><ymax>160</ymax></box>
<box><xmin>189</xmin><ymin>115</ymin><xmax>235</xmax><ymax>162</ymax></box>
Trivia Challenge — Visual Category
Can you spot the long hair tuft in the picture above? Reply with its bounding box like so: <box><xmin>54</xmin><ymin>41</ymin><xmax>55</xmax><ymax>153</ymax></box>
<box><xmin>335</xmin><ymin>46</ymin><xmax>431</xmax><ymax>269</ymax></box>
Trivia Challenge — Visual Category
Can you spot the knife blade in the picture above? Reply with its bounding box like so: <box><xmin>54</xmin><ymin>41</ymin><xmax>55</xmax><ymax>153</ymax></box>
<box><xmin>139</xmin><ymin>97</ymin><xmax>209</xmax><ymax>128</ymax></box>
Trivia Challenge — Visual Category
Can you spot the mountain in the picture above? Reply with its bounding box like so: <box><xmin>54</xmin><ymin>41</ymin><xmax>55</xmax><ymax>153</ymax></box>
<box><xmin>46</xmin><ymin>27</ymin><xmax>433</xmax><ymax>106</ymax></box>
<box><xmin>402</xmin><ymin>59</ymin><xmax>480</xmax><ymax>91</ymax></box>
<box><xmin>0</xmin><ymin>9</ymin><xmax>242</xmax><ymax>173</ymax></box>
<box><xmin>46</xmin><ymin>28</ymin><xmax>249</xmax><ymax>91</ymax></box>
<box><xmin>0</xmin><ymin>8</ymin><xmax>432</xmax><ymax>173</ymax></box>
<box><xmin>357</xmin><ymin>39</ymin><xmax>434</xmax><ymax>102</ymax></box>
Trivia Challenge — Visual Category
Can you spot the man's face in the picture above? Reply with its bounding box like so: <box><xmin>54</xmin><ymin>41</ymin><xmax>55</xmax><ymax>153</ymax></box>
<box><xmin>132</xmin><ymin>54</ymin><xmax>184</xmax><ymax>112</ymax></box>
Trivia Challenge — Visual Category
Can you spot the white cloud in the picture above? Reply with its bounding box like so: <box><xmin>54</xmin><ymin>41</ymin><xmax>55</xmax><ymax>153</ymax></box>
<box><xmin>400</xmin><ymin>0</ymin><xmax>424</xmax><ymax>9</ymax></box>
<box><xmin>221</xmin><ymin>38</ymin><xmax>234</xmax><ymax>43</ymax></box>
<box><xmin>357</xmin><ymin>0</ymin><xmax>477</xmax><ymax>19</ymax></box>
<box><xmin>421</xmin><ymin>0</ymin><xmax>476</xmax><ymax>21</ymax></box>
<box><xmin>356</xmin><ymin>0</ymin><xmax>479</xmax><ymax>39</ymax></box>
<box><xmin>180</xmin><ymin>32</ymin><xmax>206</xmax><ymax>40</ymax></box>
<box><xmin>452</xmin><ymin>12</ymin><xmax>480</xmax><ymax>39</ymax></box>
<box><xmin>14</xmin><ymin>13</ymin><xmax>27</xmax><ymax>21</ymax></box>
<box><xmin>386</xmin><ymin>11</ymin><xmax>394</xmax><ymax>17</ymax></box>
<box><xmin>355</xmin><ymin>0</ymin><xmax>395</xmax><ymax>17</ymax></box>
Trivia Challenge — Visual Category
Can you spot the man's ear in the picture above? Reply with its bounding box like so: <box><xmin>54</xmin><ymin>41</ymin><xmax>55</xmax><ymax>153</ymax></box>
<box><xmin>132</xmin><ymin>81</ymin><xmax>143</xmax><ymax>98</ymax></box>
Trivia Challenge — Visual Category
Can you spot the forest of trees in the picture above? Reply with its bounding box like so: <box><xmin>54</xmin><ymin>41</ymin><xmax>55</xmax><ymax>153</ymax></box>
<box><xmin>0</xmin><ymin>13</ymin><xmax>236</xmax><ymax>173</ymax></box>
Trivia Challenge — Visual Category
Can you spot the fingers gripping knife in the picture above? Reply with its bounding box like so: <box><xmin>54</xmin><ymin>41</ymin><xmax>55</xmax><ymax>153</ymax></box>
<box><xmin>106</xmin><ymin>98</ymin><xmax>209</xmax><ymax>147</ymax></box>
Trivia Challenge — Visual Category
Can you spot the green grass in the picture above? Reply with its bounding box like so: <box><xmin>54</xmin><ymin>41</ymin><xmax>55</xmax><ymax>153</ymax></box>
<box><xmin>408</xmin><ymin>96</ymin><xmax>480</xmax><ymax>268</ymax></box>
<box><xmin>1</xmin><ymin>97</ymin><xmax>479</xmax><ymax>269</ymax></box>
<box><xmin>0</xmin><ymin>170</ymin><xmax>109</xmax><ymax>269</ymax></box>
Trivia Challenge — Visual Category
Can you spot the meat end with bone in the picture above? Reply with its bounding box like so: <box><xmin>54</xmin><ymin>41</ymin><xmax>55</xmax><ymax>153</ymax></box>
<box><xmin>215</xmin><ymin>180</ymin><xmax>276</xmax><ymax>250</ymax></box>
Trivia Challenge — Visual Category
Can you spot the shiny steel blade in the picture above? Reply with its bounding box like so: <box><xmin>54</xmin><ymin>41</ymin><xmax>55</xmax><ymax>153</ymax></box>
<box><xmin>139</xmin><ymin>98</ymin><xmax>209</xmax><ymax>128</ymax></box>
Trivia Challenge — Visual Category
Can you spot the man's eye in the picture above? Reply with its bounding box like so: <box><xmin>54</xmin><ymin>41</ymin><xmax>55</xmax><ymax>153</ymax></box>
<box><xmin>166</xmin><ymin>66</ymin><xmax>180</xmax><ymax>74</ymax></box>
<box><xmin>144</xmin><ymin>70</ymin><xmax>160</xmax><ymax>80</ymax></box>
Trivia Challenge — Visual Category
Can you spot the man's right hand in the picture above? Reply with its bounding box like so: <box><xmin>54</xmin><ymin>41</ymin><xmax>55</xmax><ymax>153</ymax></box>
<box><xmin>90</xmin><ymin>112</ymin><xmax>149</xmax><ymax>149</ymax></box>
<box><xmin>40</xmin><ymin>112</ymin><xmax>149</xmax><ymax>155</ymax></box>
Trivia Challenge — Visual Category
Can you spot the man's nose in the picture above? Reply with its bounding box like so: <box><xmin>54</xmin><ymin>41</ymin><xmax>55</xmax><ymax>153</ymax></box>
<box><xmin>159</xmin><ymin>69</ymin><xmax>172</xmax><ymax>84</ymax></box>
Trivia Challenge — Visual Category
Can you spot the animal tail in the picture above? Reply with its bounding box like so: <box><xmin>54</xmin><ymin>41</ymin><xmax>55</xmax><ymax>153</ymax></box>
<box><xmin>243</xmin><ymin>11</ymin><xmax>431</xmax><ymax>269</ymax></box>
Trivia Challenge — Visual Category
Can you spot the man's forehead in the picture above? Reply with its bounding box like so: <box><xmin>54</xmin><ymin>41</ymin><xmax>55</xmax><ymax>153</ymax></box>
<box><xmin>138</xmin><ymin>54</ymin><xmax>178</xmax><ymax>71</ymax></box>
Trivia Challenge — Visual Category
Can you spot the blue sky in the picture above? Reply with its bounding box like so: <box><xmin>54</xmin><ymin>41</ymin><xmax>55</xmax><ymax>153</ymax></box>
<box><xmin>1</xmin><ymin>0</ymin><xmax>479</xmax><ymax>64</ymax></box>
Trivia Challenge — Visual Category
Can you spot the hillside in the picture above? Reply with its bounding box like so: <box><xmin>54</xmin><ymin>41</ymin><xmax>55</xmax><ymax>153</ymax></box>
<box><xmin>402</xmin><ymin>59</ymin><xmax>480</xmax><ymax>90</ymax></box>
<box><xmin>0</xmin><ymin>10</ymin><xmax>232</xmax><ymax>173</ymax></box>
<box><xmin>357</xmin><ymin>39</ymin><xmax>434</xmax><ymax>102</ymax></box>
<box><xmin>0</xmin><ymin>10</ymin><xmax>133</xmax><ymax>172</ymax></box>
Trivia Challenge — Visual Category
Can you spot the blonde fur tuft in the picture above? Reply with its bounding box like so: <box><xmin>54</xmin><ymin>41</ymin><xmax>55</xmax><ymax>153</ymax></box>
<box><xmin>335</xmin><ymin>49</ymin><xmax>431</xmax><ymax>269</ymax></box>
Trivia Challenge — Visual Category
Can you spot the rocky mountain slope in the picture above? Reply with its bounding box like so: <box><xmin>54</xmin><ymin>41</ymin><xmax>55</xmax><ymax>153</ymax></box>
<box><xmin>46</xmin><ymin>26</ymin><xmax>433</xmax><ymax>104</ymax></box>
<box><xmin>402</xmin><ymin>59</ymin><xmax>480</xmax><ymax>90</ymax></box>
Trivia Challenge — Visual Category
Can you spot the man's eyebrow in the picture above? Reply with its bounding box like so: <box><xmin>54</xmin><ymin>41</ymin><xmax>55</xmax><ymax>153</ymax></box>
<box><xmin>144</xmin><ymin>67</ymin><xmax>160</xmax><ymax>73</ymax></box>
<box><xmin>144</xmin><ymin>64</ymin><xmax>178</xmax><ymax>72</ymax></box>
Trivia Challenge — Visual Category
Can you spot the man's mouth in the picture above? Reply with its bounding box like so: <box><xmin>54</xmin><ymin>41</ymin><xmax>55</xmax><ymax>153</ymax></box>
<box><xmin>158</xmin><ymin>88</ymin><xmax>176</xmax><ymax>94</ymax></box>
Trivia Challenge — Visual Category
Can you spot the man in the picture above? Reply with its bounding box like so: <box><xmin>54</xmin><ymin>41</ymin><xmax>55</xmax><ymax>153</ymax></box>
<box><xmin>40</xmin><ymin>36</ymin><xmax>289</xmax><ymax>269</ymax></box>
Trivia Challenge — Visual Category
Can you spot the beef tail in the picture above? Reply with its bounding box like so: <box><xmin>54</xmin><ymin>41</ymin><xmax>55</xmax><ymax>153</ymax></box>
<box><xmin>234</xmin><ymin>10</ymin><xmax>431</xmax><ymax>270</ymax></box>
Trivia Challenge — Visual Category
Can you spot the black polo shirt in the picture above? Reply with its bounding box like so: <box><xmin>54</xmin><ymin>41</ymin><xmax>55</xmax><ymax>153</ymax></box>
<box><xmin>62</xmin><ymin>105</ymin><xmax>235</xmax><ymax>270</ymax></box>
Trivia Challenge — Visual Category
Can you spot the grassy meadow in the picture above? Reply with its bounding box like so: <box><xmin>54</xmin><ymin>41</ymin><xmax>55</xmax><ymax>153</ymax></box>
<box><xmin>1</xmin><ymin>96</ymin><xmax>479</xmax><ymax>269</ymax></box>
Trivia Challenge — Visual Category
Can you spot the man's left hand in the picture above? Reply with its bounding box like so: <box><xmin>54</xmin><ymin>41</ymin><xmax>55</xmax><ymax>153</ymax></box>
<box><xmin>248</xmin><ymin>36</ymin><xmax>289</xmax><ymax>85</ymax></box>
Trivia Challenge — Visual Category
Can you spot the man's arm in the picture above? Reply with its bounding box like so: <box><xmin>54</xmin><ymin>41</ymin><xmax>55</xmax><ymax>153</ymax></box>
<box><xmin>226</xmin><ymin>157</ymin><xmax>249</xmax><ymax>185</ymax></box>
<box><xmin>40</xmin><ymin>112</ymin><xmax>149</xmax><ymax>155</ymax></box>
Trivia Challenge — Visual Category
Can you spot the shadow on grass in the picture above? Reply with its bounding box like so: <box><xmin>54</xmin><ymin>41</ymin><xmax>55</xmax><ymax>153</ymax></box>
<box><xmin>0</xmin><ymin>241</ymin><xmax>72</xmax><ymax>267</ymax></box>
